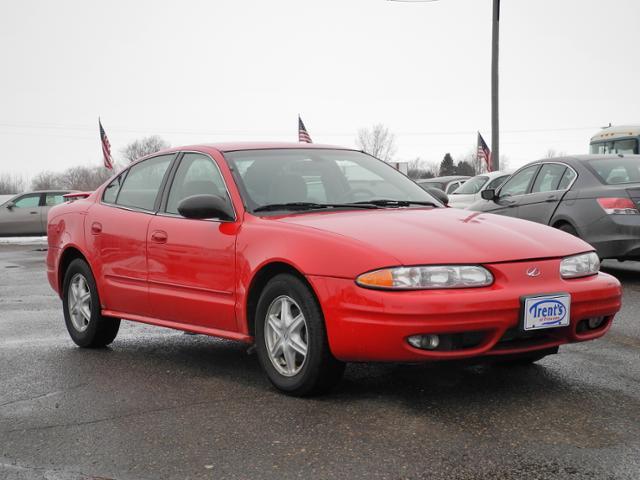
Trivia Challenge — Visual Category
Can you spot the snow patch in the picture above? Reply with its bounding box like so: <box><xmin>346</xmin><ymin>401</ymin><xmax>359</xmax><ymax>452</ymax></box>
<box><xmin>0</xmin><ymin>236</ymin><xmax>47</xmax><ymax>245</ymax></box>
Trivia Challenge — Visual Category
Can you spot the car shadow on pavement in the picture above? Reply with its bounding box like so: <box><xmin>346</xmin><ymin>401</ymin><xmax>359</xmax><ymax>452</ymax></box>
<box><xmin>55</xmin><ymin>331</ymin><xmax>638</xmax><ymax>453</ymax></box>
<box><xmin>68</xmin><ymin>329</ymin><xmax>600</xmax><ymax>405</ymax></box>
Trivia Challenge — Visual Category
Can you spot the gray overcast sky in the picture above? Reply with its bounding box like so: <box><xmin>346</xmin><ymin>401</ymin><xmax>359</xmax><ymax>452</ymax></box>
<box><xmin>1</xmin><ymin>0</ymin><xmax>639</xmax><ymax>177</ymax></box>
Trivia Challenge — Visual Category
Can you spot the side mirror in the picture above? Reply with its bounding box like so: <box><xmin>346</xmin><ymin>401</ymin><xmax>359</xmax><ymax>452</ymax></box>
<box><xmin>425</xmin><ymin>187</ymin><xmax>449</xmax><ymax>206</ymax></box>
<box><xmin>481</xmin><ymin>189</ymin><xmax>496</xmax><ymax>201</ymax></box>
<box><xmin>5</xmin><ymin>201</ymin><xmax>15</xmax><ymax>210</ymax></box>
<box><xmin>177</xmin><ymin>194</ymin><xmax>234</xmax><ymax>221</ymax></box>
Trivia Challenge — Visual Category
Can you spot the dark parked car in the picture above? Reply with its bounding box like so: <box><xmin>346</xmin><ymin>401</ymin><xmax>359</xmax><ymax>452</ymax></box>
<box><xmin>0</xmin><ymin>190</ymin><xmax>74</xmax><ymax>236</ymax></box>
<box><xmin>416</xmin><ymin>176</ymin><xmax>470</xmax><ymax>195</ymax></box>
<box><xmin>468</xmin><ymin>155</ymin><xmax>640</xmax><ymax>260</ymax></box>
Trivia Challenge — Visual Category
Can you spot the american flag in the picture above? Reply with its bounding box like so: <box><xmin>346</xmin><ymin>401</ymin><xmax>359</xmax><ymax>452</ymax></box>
<box><xmin>477</xmin><ymin>131</ymin><xmax>492</xmax><ymax>172</ymax></box>
<box><xmin>99</xmin><ymin>118</ymin><xmax>114</xmax><ymax>170</ymax></box>
<box><xmin>298</xmin><ymin>115</ymin><xmax>312</xmax><ymax>143</ymax></box>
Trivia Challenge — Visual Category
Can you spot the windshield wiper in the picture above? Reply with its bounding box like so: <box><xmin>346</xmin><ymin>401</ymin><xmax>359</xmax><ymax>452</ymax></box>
<box><xmin>350</xmin><ymin>199</ymin><xmax>439</xmax><ymax>208</ymax></box>
<box><xmin>253</xmin><ymin>202</ymin><xmax>380</xmax><ymax>212</ymax></box>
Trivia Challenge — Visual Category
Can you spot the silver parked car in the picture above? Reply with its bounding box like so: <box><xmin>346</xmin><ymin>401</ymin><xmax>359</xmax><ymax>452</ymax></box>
<box><xmin>0</xmin><ymin>190</ymin><xmax>74</xmax><ymax>236</ymax></box>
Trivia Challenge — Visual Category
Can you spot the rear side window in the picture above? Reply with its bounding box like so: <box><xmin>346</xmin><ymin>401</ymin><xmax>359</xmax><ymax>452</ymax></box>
<box><xmin>531</xmin><ymin>164</ymin><xmax>567</xmax><ymax>193</ymax></box>
<box><xmin>587</xmin><ymin>157</ymin><xmax>640</xmax><ymax>185</ymax></box>
<box><xmin>116</xmin><ymin>155</ymin><xmax>173</xmax><ymax>211</ymax></box>
<box><xmin>103</xmin><ymin>174</ymin><xmax>125</xmax><ymax>204</ymax></box>
<box><xmin>165</xmin><ymin>153</ymin><xmax>230</xmax><ymax>215</ymax></box>
<box><xmin>557</xmin><ymin>168</ymin><xmax>577</xmax><ymax>190</ymax></box>
<box><xmin>45</xmin><ymin>193</ymin><xmax>66</xmax><ymax>206</ymax></box>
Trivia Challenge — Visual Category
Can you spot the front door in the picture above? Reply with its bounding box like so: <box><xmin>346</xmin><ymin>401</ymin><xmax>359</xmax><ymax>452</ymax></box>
<box><xmin>147</xmin><ymin>152</ymin><xmax>238</xmax><ymax>333</ymax></box>
<box><xmin>518</xmin><ymin>163</ymin><xmax>576</xmax><ymax>225</ymax></box>
<box><xmin>486</xmin><ymin>164</ymin><xmax>540</xmax><ymax>217</ymax></box>
<box><xmin>0</xmin><ymin>193</ymin><xmax>43</xmax><ymax>235</ymax></box>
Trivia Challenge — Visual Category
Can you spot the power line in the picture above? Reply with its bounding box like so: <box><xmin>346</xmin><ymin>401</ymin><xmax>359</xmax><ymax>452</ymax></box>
<box><xmin>0</xmin><ymin>121</ymin><xmax>602</xmax><ymax>138</ymax></box>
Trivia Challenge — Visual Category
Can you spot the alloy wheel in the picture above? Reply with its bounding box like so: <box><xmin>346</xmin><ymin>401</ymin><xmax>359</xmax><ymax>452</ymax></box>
<box><xmin>264</xmin><ymin>295</ymin><xmax>308</xmax><ymax>377</ymax></box>
<box><xmin>68</xmin><ymin>273</ymin><xmax>92</xmax><ymax>332</ymax></box>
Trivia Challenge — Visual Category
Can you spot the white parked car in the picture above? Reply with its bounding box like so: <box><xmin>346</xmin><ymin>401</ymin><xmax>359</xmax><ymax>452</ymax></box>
<box><xmin>448</xmin><ymin>171</ymin><xmax>511</xmax><ymax>209</ymax></box>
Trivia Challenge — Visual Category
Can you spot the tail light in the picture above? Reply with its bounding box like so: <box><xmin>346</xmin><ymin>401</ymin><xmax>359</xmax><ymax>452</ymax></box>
<box><xmin>596</xmin><ymin>197</ymin><xmax>639</xmax><ymax>215</ymax></box>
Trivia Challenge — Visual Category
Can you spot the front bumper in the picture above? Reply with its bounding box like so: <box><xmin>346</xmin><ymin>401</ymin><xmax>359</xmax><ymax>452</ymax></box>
<box><xmin>308</xmin><ymin>259</ymin><xmax>622</xmax><ymax>362</ymax></box>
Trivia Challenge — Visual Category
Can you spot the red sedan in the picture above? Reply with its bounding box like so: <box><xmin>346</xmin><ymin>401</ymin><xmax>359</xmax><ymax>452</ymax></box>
<box><xmin>46</xmin><ymin>143</ymin><xmax>622</xmax><ymax>395</ymax></box>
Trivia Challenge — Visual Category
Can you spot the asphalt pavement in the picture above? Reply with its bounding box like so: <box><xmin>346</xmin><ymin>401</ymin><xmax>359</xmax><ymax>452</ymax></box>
<box><xmin>0</xmin><ymin>243</ymin><xmax>639</xmax><ymax>480</ymax></box>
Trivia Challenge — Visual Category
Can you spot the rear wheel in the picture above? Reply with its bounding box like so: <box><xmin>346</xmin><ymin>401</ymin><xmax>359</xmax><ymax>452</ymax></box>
<box><xmin>255</xmin><ymin>273</ymin><xmax>345</xmax><ymax>396</ymax></box>
<box><xmin>62</xmin><ymin>259</ymin><xmax>120</xmax><ymax>348</ymax></box>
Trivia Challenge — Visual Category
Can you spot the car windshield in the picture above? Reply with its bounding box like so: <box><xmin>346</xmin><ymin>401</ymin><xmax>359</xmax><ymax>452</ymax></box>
<box><xmin>452</xmin><ymin>175</ymin><xmax>488</xmax><ymax>194</ymax></box>
<box><xmin>586</xmin><ymin>157</ymin><xmax>640</xmax><ymax>185</ymax></box>
<box><xmin>224</xmin><ymin>149</ymin><xmax>441</xmax><ymax>212</ymax></box>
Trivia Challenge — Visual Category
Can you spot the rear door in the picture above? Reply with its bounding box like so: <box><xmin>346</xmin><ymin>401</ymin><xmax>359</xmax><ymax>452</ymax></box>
<box><xmin>0</xmin><ymin>193</ymin><xmax>43</xmax><ymax>235</ymax></box>
<box><xmin>146</xmin><ymin>152</ymin><xmax>238</xmax><ymax>332</ymax></box>
<box><xmin>86</xmin><ymin>154</ymin><xmax>175</xmax><ymax>317</ymax></box>
<box><xmin>518</xmin><ymin>163</ymin><xmax>576</xmax><ymax>225</ymax></box>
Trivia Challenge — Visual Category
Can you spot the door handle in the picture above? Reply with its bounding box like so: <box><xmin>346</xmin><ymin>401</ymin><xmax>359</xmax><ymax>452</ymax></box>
<box><xmin>91</xmin><ymin>222</ymin><xmax>102</xmax><ymax>234</ymax></box>
<box><xmin>30</xmin><ymin>211</ymin><xmax>38</xmax><ymax>215</ymax></box>
<box><xmin>151</xmin><ymin>230</ymin><xmax>168</xmax><ymax>244</ymax></box>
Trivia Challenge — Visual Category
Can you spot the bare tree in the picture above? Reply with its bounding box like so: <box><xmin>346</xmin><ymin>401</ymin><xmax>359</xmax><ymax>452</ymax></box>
<box><xmin>407</xmin><ymin>157</ymin><xmax>436</xmax><ymax>179</ymax></box>
<box><xmin>356</xmin><ymin>124</ymin><xmax>397</xmax><ymax>162</ymax></box>
<box><xmin>31</xmin><ymin>171</ymin><xmax>64</xmax><ymax>190</ymax></box>
<box><xmin>545</xmin><ymin>148</ymin><xmax>566</xmax><ymax>158</ymax></box>
<box><xmin>59</xmin><ymin>166</ymin><xmax>113</xmax><ymax>190</ymax></box>
<box><xmin>0</xmin><ymin>173</ymin><xmax>26</xmax><ymax>194</ymax></box>
<box><xmin>121</xmin><ymin>136</ymin><xmax>170</xmax><ymax>163</ymax></box>
<box><xmin>30</xmin><ymin>166</ymin><xmax>113</xmax><ymax>192</ymax></box>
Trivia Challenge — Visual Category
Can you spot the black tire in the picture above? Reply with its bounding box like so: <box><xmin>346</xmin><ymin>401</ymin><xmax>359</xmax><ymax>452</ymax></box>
<box><xmin>493</xmin><ymin>347</ymin><xmax>559</xmax><ymax>366</ymax></box>
<box><xmin>255</xmin><ymin>273</ymin><xmax>345</xmax><ymax>396</ymax></box>
<box><xmin>62</xmin><ymin>258</ymin><xmax>120</xmax><ymax>348</ymax></box>
<box><xmin>556</xmin><ymin>223</ymin><xmax>578</xmax><ymax>237</ymax></box>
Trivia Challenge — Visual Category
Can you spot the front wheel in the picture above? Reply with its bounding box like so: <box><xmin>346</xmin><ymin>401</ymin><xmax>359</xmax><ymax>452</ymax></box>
<box><xmin>62</xmin><ymin>258</ymin><xmax>120</xmax><ymax>348</ymax></box>
<box><xmin>255</xmin><ymin>274</ymin><xmax>345</xmax><ymax>396</ymax></box>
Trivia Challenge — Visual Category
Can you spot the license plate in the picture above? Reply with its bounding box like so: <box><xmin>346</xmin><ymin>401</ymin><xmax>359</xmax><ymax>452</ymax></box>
<box><xmin>522</xmin><ymin>293</ymin><xmax>571</xmax><ymax>331</ymax></box>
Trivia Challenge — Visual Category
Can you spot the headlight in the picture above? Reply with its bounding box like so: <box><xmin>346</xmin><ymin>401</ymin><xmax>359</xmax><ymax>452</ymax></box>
<box><xmin>560</xmin><ymin>252</ymin><xmax>600</xmax><ymax>279</ymax></box>
<box><xmin>356</xmin><ymin>265</ymin><xmax>494</xmax><ymax>290</ymax></box>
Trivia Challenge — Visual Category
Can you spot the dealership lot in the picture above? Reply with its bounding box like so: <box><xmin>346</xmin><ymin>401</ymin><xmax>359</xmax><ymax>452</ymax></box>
<box><xmin>1</xmin><ymin>243</ymin><xmax>639</xmax><ymax>480</ymax></box>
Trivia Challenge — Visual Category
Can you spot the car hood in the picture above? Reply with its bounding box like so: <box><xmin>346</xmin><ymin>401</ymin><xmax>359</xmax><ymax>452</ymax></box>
<box><xmin>273</xmin><ymin>207</ymin><xmax>593</xmax><ymax>265</ymax></box>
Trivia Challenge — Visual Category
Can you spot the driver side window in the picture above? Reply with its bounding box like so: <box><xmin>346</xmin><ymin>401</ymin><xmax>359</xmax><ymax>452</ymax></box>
<box><xmin>499</xmin><ymin>165</ymin><xmax>539</xmax><ymax>197</ymax></box>
<box><xmin>165</xmin><ymin>153</ymin><xmax>230</xmax><ymax>215</ymax></box>
<box><xmin>14</xmin><ymin>194</ymin><xmax>41</xmax><ymax>208</ymax></box>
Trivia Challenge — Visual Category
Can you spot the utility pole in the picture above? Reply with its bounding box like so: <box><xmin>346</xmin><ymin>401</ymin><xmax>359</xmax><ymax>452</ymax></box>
<box><xmin>491</xmin><ymin>0</ymin><xmax>500</xmax><ymax>171</ymax></box>
<box><xmin>389</xmin><ymin>0</ymin><xmax>502</xmax><ymax>171</ymax></box>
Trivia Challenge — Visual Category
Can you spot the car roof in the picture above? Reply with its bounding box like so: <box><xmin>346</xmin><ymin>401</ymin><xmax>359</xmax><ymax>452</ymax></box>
<box><xmin>162</xmin><ymin>142</ymin><xmax>355</xmax><ymax>154</ymax></box>
<box><xmin>521</xmin><ymin>154</ymin><xmax>640</xmax><ymax>169</ymax></box>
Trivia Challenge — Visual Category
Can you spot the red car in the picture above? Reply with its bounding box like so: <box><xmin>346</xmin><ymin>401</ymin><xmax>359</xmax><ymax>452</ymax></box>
<box><xmin>46</xmin><ymin>143</ymin><xmax>622</xmax><ymax>395</ymax></box>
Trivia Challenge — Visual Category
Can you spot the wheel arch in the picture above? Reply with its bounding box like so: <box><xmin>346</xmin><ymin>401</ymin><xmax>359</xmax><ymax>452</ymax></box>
<box><xmin>551</xmin><ymin>217</ymin><xmax>580</xmax><ymax>235</ymax></box>
<box><xmin>57</xmin><ymin>246</ymin><xmax>91</xmax><ymax>299</ymax></box>
<box><xmin>244</xmin><ymin>261</ymin><xmax>320</xmax><ymax>337</ymax></box>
